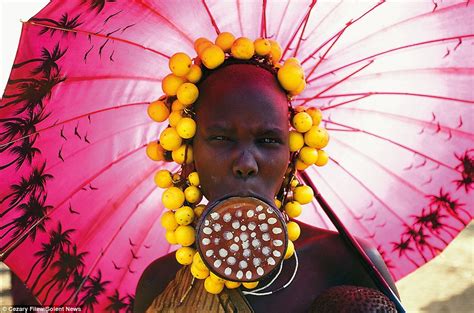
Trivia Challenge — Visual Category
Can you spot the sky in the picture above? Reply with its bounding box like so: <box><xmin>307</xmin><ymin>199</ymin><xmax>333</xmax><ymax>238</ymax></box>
<box><xmin>0</xmin><ymin>0</ymin><xmax>49</xmax><ymax>92</ymax></box>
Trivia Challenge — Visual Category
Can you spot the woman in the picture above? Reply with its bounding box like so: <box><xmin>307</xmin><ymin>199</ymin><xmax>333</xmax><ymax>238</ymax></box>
<box><xmin>134</xmin><ymin>61</ymin><xmax>399</xmax><ymax>312</ymax></box>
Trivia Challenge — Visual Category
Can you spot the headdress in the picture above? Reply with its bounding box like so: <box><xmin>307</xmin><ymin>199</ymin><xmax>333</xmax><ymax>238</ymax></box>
<box><xmin>145</xmin><ymin>32</ymin><xmax>330</xmax><ymax>295</ymax></box>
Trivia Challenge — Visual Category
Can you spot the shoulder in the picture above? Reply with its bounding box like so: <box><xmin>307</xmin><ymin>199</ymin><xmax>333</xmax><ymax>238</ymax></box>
<box><xmin>134</xmin><ymin>252</ymin><xmax>181</xmax><ymax>313</ymax></box>
<box><xmin>297</xmin><ymin>221</ymin><xmax>398</xmax><ymax>296</ymax></box>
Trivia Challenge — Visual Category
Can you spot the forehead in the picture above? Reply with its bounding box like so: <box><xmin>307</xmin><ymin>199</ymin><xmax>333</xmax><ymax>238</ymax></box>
<box><xmin>195</xmin><ymin>64</ymin><xmax>289</xmax><ymax>126</ymax></box>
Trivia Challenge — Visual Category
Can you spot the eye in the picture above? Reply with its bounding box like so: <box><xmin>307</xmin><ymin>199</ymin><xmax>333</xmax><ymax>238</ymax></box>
<box><xmin>209</xmin><ymin>135</ymin><xmax>232</xmax><ymax>142</ymax></box>
<box><xmin>258</xmin><ymin>138</ymin><xmax>282</xmax><ymax>144</ymax></box>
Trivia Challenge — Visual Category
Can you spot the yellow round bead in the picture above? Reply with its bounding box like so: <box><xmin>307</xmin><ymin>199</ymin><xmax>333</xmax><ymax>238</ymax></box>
<box><xmin>171</xmin><ymin>145</ymin><xmax>194</xmax><ymax>164</ymax></box>
<box><xmin>154</xmin><ymin>169</ymin><xmax>173</xmax><ymax>189</ymax></box>
<box><xmin>165</xmin><ymin>230</ymin><xmax>178</xmax><ymax>244</ymax></box>
<box><xmin>175</xmin><ymin>225</ymin><xmax>195</xmax><ymax>246</ymax></box>
<box><xmin>269</xmin><ymin>40</ymin><xmax>282</xmax><ymax>64</ymax></box>
<box><xmin>186</xmin><ymin>64</ymin><xmax>203</xmax><ymax>83</ymax></box>
<box><xmin>168</xmin><ymin>110</ymin><xmax>183</xmax><ymax>127</ymax></box>
<box><xmin>284</xmin><ymin>201</ymin><xmax>302</xmax><ymax>218</ymax></box>
<box><xmin>194</xmin><ymin>37</ymin><xmax>212</xmax><ymax>52</ymax></box>
<box><xmin>284</xmin><ymin>57</ymin><xmax>301</xmax><ymax>66</ymax></box>
<box><xmin>194</xmin><ymin>204</ymin><xmax>206</xmax><ymax>218</ymax></box>
<box><xmin>215</xmin><ymin>32</ymin><xmax>235</xmax><ymax>52</ymax></box>
<box><xmin>295</xmin><ymin>158</ymin><xmax>309</xmax><ymax>171</ymax></box>
<box><xmin>193</xmin><ymin>252</ymin><xmax>208</xmax><ymax>271</ymax></box>
<box><xmin>299</xmin><ymin>146</ymin><xmax>319</xmax><ymax>165</ymax></box>
<box><xmin>169</xmin><ymin>52</ymin><xmax>192</xmax><ymax>77</ymax></box>
<box><xmin>289</xmin><ymin>130</ymin><xmax>305</xmax><ymax>152</ymax></box>
<box><xmin>293</xmin><ymin>185</ymin><xmax>314</xmax><ymax>204</ymax></box>
<box><xmin>160</xmin><ymin>211</ymin><xmax>178</xmax><ymax>231</ymax></box>
<box><xmin>147</xmin><ymin>100</ymin><xmax>170</xmax><ymax>122</ymax></box>
<box><xmin>187</xmin><ymin>172</ymin><xmax>200</xmax><ymax>186</ymax></box>
<box><xmin>196</xmin><ymin>41</ymin><xmax>213</xmax><ymax>56</ymax></box>
<box><xmin>175</xmin><ymin>247</ymin><xmax>196</xmax><ymax>265</ymax></box>
<box><xmin>292</xmin><ymin>112</ymin><xmax>313</xmax><ymax>133</ymax></box>
<box><xmin>175</xmin><ymin>206</ymin><xmax>195</xmax><ymax>226</ymax></box>
<box><xmin>284</xmin><ymin>240</ymin><xmax>295</xmax><ymax>259</ymax></box>
<box><xmin>289</xmin><ymin>79</ymin><xmax>306</xmax><ymax>96</ymax></box>
<box><xmin>177</xmin><ymin>83</ymin><xmax>199</xmax><ymax>106</ymax></box>
<box><xmin>162</xmin><ymin>186</ymin><xmax>185</xmax><ymax>210</ymax></box>
<box><xmin>287</xmin><ymin>221</ymin><xmax>301</xmax><ymax>241</ymax></box>
<box><xmin>274</xmin><ymin>198</ymin><xmax>282</xmax><ymax>209</ymax></box>
<box><xmin>184</xmin><ymin>185</ymin><xmax>201</xmax><ymax>203</ymax></box>
<box><xmin>304</xmin><ymin>126</ymin><xmax>329</xmax><ymax>149</ymax></box>
<box><xmin>315</xmin><ymin>150</ymin><xmax>329</xmax><ymax>166</ymax></box>
<box><xmin>159</xmin><ymin>127</ymin><xmax>182</xmax><ymax>151</ymax></box>
<box><xmin>162</xmin><ymin>74</ymin><xmax>186</xmax><ymax>96</ymax></box>
<box><xmin>176</xmin><ymin>117</ymin><xmax>197</xmax><ymax>139</ymax></box>
<box><xmin>210</xmin><ymin>272</ymin><xmax>226</xmax><ymax>283</ymax></box>
<box><xmin>231</xmin><ymin>37</ymin><xmax>255</xmax><ymax>60</ymax></box>
<box><xmin>191</xmin><ymin>263</ymin><xmax>210</xmax><ymax>280</ymax></box>
<box><xmin>201</xmin><ymin>45</ymin><xmax>225</xmax><ymax>69</ymax></box>
<box><xmin>254</xmin><ymin>38</ymin><xmax>271</xmax><ymax>56</ymax></box>
<box><xmin>290</xmin><ymin>178</ymin><xmax>299</xmax><ymax>188</ymax></box>
<box><xmin>171</xmin><ymin>99</ymin><xmax>185</xmax><ymax>111</ymax></box>
<box><xmin>306</xmin><ymin>107</ymin><xmax>323</xmax><ymax>126</ymax></box>
<box><xmin>225</xmin><ymin>281</ymin><xmax>241</xmax><ymax>289</ymax></box>
<box><xmin>242</xmin><ymin>281</ymin><xmax>259</xmax><ymax>289</ymax></box>
<box><xmin>204</xmin><ymin>276</ymin><xmax>225</xmax><ymax>294</ymax></box>
<box><xmin>146</xmin><ymin>142</ymin><xmax>166</xmax><ymax>161</ymax></box>
<box><xmin>277</xmin><ymin>64</ymin><xmax>305</xmax><ymax>91</ymax></box>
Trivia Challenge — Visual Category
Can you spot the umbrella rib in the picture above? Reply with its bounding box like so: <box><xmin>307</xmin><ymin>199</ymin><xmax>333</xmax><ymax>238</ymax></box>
<box><xmin>302</xmin><ymin>0</ymin><xmax>385</xmax><ymax>77</ymax></box>
<box><xmin>274</xmin><ymin>1</ymin><xmax>291</xmax><ymax>41</ymax></box>
<box><xmin>298</xmin><ymin>90</ymin><xmax>474</xmax><ymax>104</ymax></box>
<box><xmin>323</xmin><ymin>119</ymin><xmax>460</xmax><ymax>172</ymax></box>
<box><xmin>331</xmin><ymin>136</ymin><xmax>428</xmax><ymax>197</ymax></box>
<box><xmin>309</xmin><ymin>60</ymin><xmax>374</xmax><ymax>98</ymax></box>
<box><xmin>282</xmin><ymin>0</ymin><xmax>318</xmax><ymax>59</ymax></box>
<box><xmin>0</xmin><ymin>145</ymin><xmax>149</xmax><ymax>256</ymax></box>
<box><xmin>24</xmin><ymin>21</ymin><xmax>170</xmax><ymax>59</ymax></box>
<box><xmin>312</xmin><ymin>1</ymin><xmax>471</xmax><ymax>71</ymax></box>
<box><xmin>291</xmin><ymin>0</ymin><xmax>315</xmax><ymax>57</ymax></box>
<box><xmin>333</xmin><ymin>107</ymin><xmax>473</xmax><ymax>140</ymax></box>
<box><xmin>201</xmin><ymin>0</ymin><xmax>220</xmax><ymax>35</ymax></box>
<box><xmin>328</xmin><ymin>156</ymin><xmax>407</xmax><ymax>225</ymax></box>
<box><xmin>137</xmin><ymin>0</ymin><xmax>193</xmax><ymax>45</ymax></box>
<box><xmin>44</xmin><ymin>121</ymin><xmax>158</xmax><ymax>174</ymax></box>
<box><xmin>0</xmin><ymin>102</ymin><xmax>149</xmax><ymax>148</ymax></box>
<box><xmin>236</xmin><ymin>0</ymin><xmax>244</xmax><ymax>36</ymax></box>
<box><xmin>320</xmin><ymin>95</ymin><xmax>371</xmax><ymax>110</ymax></box>
<box><xmin>63</xmin><ymin>76</ymin><xmax>162</xmax><ymax>83</ymax></box>
<box><xmin>74</xmin><ymin>172</ymin><xmax>158</xmax><ymax>295</ymax></box>
<box><xmin>307</xmin><ymin>34</ymin><xmax>474</xmax><ymax>83</ymax></box>
<box><xmin>309</xmin><ymin>168</ymin><xmax>378</xmax><ymax>244</ymax></box>
<box><xmin>260</xmin><ymin>0</ymin><xmax>268</xmax><ymax>38</ymax></box>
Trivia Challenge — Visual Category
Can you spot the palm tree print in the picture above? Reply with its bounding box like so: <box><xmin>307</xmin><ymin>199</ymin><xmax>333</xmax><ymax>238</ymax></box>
<box><xmin>428</xmin><ymin>189</ymin><xmax>470</xmax><ymax>226</ymax></box>
<box><xmin>1</xmin><ymin>73</ymin><xmax>66</xmax><ymax>114</ymax></box>
<box><xmin>0</xmin><ymin>135</ymin><xmax>40</xmax><ymax>170</ymax></box>
<box><xmin>60</xmin><ymin>269</ymin><xmax>87</xmax><ymax>306</ymax></box>
<box><xmin>26</xmin><ymin>223</ymin><xmax>74</xmax><ymax>286</ymax></box>
<box><xmin>0</xmin><ymin>110</ymin><xmax>51</xmax><ymax>154</ymax></box>
<box><xmin>35</xmin><ymin>244</ymin><xmax>87</xmax><ymax>301</ymax></box>
<box><xmin>12</xmin><ymin>44</ymin><xmax>67</xmax><ymax>78</ymax></box>
<box><xmin>0</xmin><ymin>194</ymin><xmax>52</xmax><ymax>252</ymax></box>
<box><xmin>0</xmin><ymin>162</ymin><xmax>53</xmax><ymax>217</ymax></box>
<box><xmin>106</xmin><ymin>289</ymin><xmax>127</xmax><ymax>312</ymax></box>
<box><xmin>454</xmin><ymin>150</ymin><xmax>474</xmax><ymax>192</ymax></box>
<box><xmin>78</xmin><ymin>270</ymin><xmax>111</xmax><ymax>312</ymax></box>
<box><xmin>30</xmin><ymin>13</ymin><xmax>83</xmax><ymax>37</ymax></box>
<box><xmin>82</xmin><ymin>0</ymin><xmax>116</xmax><ymax>14</ymax></box>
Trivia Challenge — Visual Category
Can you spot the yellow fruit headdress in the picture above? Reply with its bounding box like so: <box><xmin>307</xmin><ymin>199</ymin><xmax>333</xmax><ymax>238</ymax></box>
<box><xmin>146</xmin><ymin>32</ymin><xmax>330</xmax><ymax>295</ymax></box>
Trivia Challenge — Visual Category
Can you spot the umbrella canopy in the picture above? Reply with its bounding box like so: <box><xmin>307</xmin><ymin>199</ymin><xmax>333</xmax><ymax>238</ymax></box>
<box><xmin>1</xmin><ymin>0</ymin><xmax>472</xmax><ymax>311</ymax></box>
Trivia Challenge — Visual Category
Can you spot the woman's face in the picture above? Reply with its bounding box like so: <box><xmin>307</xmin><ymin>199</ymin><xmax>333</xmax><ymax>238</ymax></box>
<box><xmin>193</xmin><ymin>64</ymin><xmax>290</xmax><ymax>203</ymax></box>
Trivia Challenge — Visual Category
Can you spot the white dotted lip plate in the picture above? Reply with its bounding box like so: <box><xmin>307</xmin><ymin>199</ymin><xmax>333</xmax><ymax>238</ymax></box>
<box><xmin>197</xmin><ymin>197</ymin><xmax>287</xmax><ymax>282</ymax></box>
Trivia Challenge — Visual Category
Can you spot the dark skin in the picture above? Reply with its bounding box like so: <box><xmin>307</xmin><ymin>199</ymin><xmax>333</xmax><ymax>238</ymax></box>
<box><xmin>134</xmin><ymin>64</ymin><xmax>399</xmax><ymax>313</ymax></box>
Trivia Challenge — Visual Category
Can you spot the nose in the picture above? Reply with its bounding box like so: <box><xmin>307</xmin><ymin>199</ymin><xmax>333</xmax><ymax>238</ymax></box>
<box><xmin>232</xmin><ymin>150</ymin><xmax>258</xmax><ymax>178</ymax></box>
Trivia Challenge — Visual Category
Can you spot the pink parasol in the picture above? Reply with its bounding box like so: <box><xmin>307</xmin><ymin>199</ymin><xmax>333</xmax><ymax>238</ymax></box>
<box><xmin>0</xmin><ymin>0</ymin><xmax>472</xmax><ymax>311</ymax></box>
